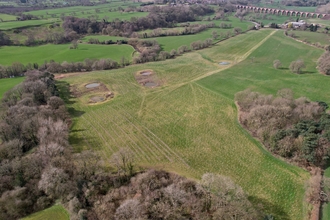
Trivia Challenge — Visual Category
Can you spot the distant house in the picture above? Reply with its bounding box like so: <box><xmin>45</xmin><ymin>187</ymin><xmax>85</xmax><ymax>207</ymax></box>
<box><xmin>284</xmin><ymin>20</ymin><xmax>306</xmax><ymax>29</ymax></box>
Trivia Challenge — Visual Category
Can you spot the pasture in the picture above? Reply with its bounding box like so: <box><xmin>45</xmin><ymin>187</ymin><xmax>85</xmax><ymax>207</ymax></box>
<box><xmin>22</xmin><ymin>205</ymin><xmax>69</xmax><ymax>220</ymax></box>
<box><xmin>0</xmin><ymin>43</ymin><xmax>134</xmax><ymax>66</ymax></box>
<box><xmin>0</xmin><ymin>77</ymin><xmax>24</xmax><ymax>100</ymax></box>
<box><xmin>58</xmin><ymin>29</ymin><xmax>328</xmax><ymax>219</ymax></box>
<box><xmin>0</xmin><ymin>19</ymin><xmax>57</xmax><ymax>30</ymax></box>
<box><xmin>24</xmin><ymin>2</ymin><xmax>147</xmax><ymax>21</ymax></box>
<box><xmin>154</xmin><ymin>17</ymin><xmax>252</xmax><ymax>51</ymax></box>
<box><xmin>288</xmin><ymin>30</ymin><xmax>330</xmax><ymax>46</ymax></box>
<box><xmin>0</xmin><ymin>13</ymin><xmax>16</xmax><ymax>21</ymax></box>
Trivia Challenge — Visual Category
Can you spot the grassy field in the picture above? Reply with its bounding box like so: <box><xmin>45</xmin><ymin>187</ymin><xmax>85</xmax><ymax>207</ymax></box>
<box><xmin>288</xmin><ymin>30</ymin><xmax>330</xmax><ymax>46</ymax></box>
<box><xmin>0</xmin><ymin>43</ymin><xmax>134</xmax><ymax>66</ymax></box>
<box><xmin>0</xmin><ymin>77</ymin><xmax>24</xmax><ymax>99</ymax></box>
<box><xmin>57</xmin><ymin>29</ymin><xmax>329</xmax><ymax>219</ymax></box>
<box><xmin>0</xmin><ymin>13</ymin><xmax>17</xmax><ymax>21</ymax></box>
<box><xmin>249</xmin><ymin>13</ymin><xmax>294</xmax><ymax>25</ymax></box>
<box><xmin>154</xmin><ymin>17</ymin><xmax>252</xmax><ymax>51</ymax></box>
<box><xmin>0</xmin><ymin>19</ymin><xmax>58</xmax><ymax>30</ymax></box>
<box><xmin>24</xmin><ymin>2</ymin><xmax>147</xmax><ymax>21</ymax></box>
<box><xmin>21</xmin><ymin>205</ymin><xmax>69</xmax><ymax>220</ymax></box>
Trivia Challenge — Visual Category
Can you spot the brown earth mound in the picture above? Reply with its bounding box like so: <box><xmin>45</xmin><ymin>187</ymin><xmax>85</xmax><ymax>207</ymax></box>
<box><xmin>135</xmin><ymin>69</ymin><xmax>161</xmax><ymax>88</ymax></box>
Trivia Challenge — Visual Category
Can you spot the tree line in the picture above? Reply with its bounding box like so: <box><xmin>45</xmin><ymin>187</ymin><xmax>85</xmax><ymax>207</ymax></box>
<box><xmin>63</xmin><ymin>4</ymin><xmax>214</xmax><ymax>37</ymax></box>
<box><xmin>0</xmin><ymin>70</ymin><xmax>264</xmax><ymax>219</ymax></box>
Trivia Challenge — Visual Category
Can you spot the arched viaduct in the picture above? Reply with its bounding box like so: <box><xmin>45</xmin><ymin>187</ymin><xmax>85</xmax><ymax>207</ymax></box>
<box><xmin>236</xmin><ymin>5</ymin><xmax>327</xmax><ymax>18</ymax></box>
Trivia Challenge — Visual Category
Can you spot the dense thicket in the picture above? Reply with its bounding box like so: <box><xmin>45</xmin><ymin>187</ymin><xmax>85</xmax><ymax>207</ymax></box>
<box><xmin>85</xmin><ymin>170</ymin><xmax>262</xmax><ymax>219</ymax></box>
<box><xmin>0</xmin><ymin>70</ymin><xmax>72</xmax><ymax>219</ymax></box>
<box><xmin>235</xmin><ymin>89</ymin><xmax>330</xmax><ymax>167</ymax></box>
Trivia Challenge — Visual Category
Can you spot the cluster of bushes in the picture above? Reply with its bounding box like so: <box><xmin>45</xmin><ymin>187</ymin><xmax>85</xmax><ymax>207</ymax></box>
<box><xmin>0</xmin><ymin>58</ymin><xmax>124</xmax><ymax>79</ymax></box>
<box><xmin>235</xmin><ymin>89</ymin><xmax>330</xmax><ymax>167</ymax></box>
<box><xmin>87</xmin><ymin>170</ymin><xmax>262</xmax><ymax>219</ymax></box>
<box><xmin>131</xmin><ymin>38</ymin><xmax>214</xmax><ymax>64</ymax></box>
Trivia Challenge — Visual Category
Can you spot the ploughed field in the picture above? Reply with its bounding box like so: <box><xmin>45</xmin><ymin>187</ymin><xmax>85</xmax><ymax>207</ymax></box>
<box><xmin>58</xmin><ymin>29</ymin><xmax>328</xmax><ymax>219</ymax></box>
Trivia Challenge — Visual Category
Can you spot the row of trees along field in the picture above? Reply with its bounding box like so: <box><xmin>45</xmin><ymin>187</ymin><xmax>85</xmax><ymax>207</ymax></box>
<box><xmin>235</xmin><ymin>88</ymin><xmax>330</xmax><ymax>168</ymax></box>
<box><xmin>0</xmin><ymin>36</ymin><xmax>220</xmax><ymax>78</ymax></box>
<box><xmin>0</xmin><ymin>70</ymin><xmax>264</xmax><ymax>219</ymax></box>
<box><xmin>62</xmin><ymin>5</ymin><xmax>215</xmax><ymax>37</ymax></box>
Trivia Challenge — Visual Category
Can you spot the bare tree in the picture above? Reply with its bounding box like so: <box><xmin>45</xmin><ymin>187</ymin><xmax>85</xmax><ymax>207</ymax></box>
<box><xmin>110</xmin><ymin>148</ymin><xmax>135</xmax><ymax>178</ymax></box>
<box><xmin>289</xmin><ymin>60</ymin><xmax>305</xmax><ymax>74</ymax></box>
<box><xmin>273</xmin><ymin>59</ymin><xmax>282</xmax><ymax>69</ymax></box>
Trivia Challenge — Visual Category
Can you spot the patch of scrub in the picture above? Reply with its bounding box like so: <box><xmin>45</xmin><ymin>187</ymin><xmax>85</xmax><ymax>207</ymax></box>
<box><xmin>219</xmin><ymin>61</ymin><xmax>230</xmax><ymax>65</ymax></box>
<box><xmin>85</xmin><ymin>83</ymin><xmax>100</xmax><ymax>88</ymax></box>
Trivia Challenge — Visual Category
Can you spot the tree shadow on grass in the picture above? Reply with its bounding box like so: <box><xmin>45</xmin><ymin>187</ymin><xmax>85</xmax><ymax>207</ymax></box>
<box><xmin>248</xmin><ymin>196</ymin><xmax>290</xmax><ymax>220</ymax></box>
<box><xmin>301</xmin><ymin>70</ymin><xmax>317</xmax><ymax>74</ymax></box>
<box><xmin>69</xmin><ymin>129</ymin><xmax>102</xmax><ymax>152</ymax></box>
<box><xmin>56</xmin><ymin>80</ymin><xmax>85</xmax><ymax>118</ymax></box>
<box><xmin>56</xmin><ymin>80</ymin><xmax>75</xmax><ymax>105</ymax></box>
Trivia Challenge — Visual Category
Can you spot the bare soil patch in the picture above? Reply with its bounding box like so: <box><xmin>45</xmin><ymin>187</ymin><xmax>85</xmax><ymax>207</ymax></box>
<box><xmin>70</xmin><ymin>82</ymin><xmax>115</xmax><ymax>104</ymax></box>
<box><xmin>89</xmin><ymin>92</ymin><xmax>114</xmax><ymax>104</ymax></box>
<box><xmin>135</xmin><ymin>69</ymin><xmax>161</xmax><ymax>88</ymax></box>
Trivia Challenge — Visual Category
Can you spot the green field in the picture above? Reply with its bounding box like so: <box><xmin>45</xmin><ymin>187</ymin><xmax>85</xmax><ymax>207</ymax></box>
<box><xmin>0</xmin><ymin>77</ymin><xmax>24</xmax><ymax>99</ymax></box>
<box><xmin>0</xmin><ymin>13</ymin><xmax>17</xmax><ymax>21</ymax></box>
<box><xmin>24</xmin><ymin>2</ymin><xmax>147</xmax><ymax>21</ymax></box>
<box><xmin>57</xmin><ymin>29</ymin><xmax>329</xmax><ymax>219</ymax></box>
<box><xmin>288</xmin><ymin>30</ymin><xmax>330</xmax><ymax>46</ymax></box>
<box><xmin>0</xmin><ymin>19</ymin><xmax>58</xmax><ymax>30</ymax></box>
<box><xmin>153</xmin><ymin>17</ymin><xmax>252</xmax><ymax>51</ymax></box>
<box><xmin>250</xmin><ymin>13</ymin><xmax>294</xmax><ymax>26</ymax></box>
<box><xmin>0</xmin><ymin>43</ymin><xmax>134</xmax><ymax>66</ymax></box>
<box><xmin>21</xmin><ymin>205</ymin><xmax>69</xmax><ymax>220</ymax></box>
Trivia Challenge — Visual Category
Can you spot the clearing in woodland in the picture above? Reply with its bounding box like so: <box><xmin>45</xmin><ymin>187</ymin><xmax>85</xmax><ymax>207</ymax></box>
<box><xmin>58</xmin><ymin>29</ymin><xmax>328</xmax><ymax>219</ymax></box>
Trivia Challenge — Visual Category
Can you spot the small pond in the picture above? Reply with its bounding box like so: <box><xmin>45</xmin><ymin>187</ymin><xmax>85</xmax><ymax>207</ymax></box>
<box><xmin>140</xmin><ymin>71</ymin><xmax>152</xmax><ymax>76</ymax></box>
<box><xmin>86</xmin><ymin>83</ymin><xmax>100</xmax><ymax>89</ymax></box>
<box><xmin>219</xmin><ymin>62</ymin><xmax>230</xmax><ymax>65</ymax></box>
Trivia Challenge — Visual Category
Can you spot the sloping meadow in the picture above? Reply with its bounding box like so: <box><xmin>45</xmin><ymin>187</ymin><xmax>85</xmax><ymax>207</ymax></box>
<box><xmin>58</xmin><ymin>29</ymin><xmax>328</xmax><ymax>219</ymax></box>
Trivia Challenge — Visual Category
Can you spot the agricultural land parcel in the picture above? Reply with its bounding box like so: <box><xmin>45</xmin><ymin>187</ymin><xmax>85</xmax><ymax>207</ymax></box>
<box><xmin>288</xmin><ymin>30</ymin><xmax>330</xmax><ymax>46</ymax></box>
<box><xmin>23</xmin><ymin>2</ymin><xmax>147</xmax><ymax>21</ymax></box>
<box><xmin>0</xmin><ymin>43</ymin><xmax>134</xmax><ymax>66</ymax></box>
<box><xmin>0</xmin><ymin>19</ymin><xmax>58</xmax><ymax>31</ymax></box>
<box><xmin>0</xmin><ymin>13</ymin><xmax>17</xmax><ymax>21</ymax></box>
<box><xmin>59</xmin><ymin>29</ymin><xmax>327</xmax><ymax>219</ymax></box>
